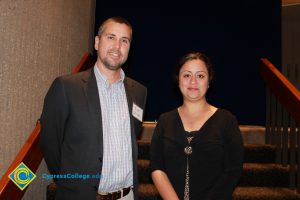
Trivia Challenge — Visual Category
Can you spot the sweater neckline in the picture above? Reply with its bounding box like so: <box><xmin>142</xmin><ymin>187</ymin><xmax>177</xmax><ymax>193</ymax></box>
<box><xmin>175</xmin><ymin>108</ymin><xmax>220</xmax><ymax>136</ymax></box>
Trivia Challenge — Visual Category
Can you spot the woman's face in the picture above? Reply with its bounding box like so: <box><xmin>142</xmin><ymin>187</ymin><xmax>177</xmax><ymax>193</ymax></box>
<box><xmin>178</xmin><ymin>59</ymin><xmax>209</xmax><ymax>102</ymax></box>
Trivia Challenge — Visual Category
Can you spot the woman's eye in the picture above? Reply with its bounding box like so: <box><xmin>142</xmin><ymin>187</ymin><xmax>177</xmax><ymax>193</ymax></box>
<box><xmin>183</xmin><ymin>74</ymin><xmax>191</xmax><ymax>78</ymax></box>
<box><xmin>197</xmin><ymin>74</ymin><xmax>205</xmax><ymax>79</ymax></box>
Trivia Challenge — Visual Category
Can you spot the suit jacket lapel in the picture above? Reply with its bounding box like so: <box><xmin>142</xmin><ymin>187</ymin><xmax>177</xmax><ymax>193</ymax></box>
<box><xmin>124</xmin><ymin>78</ymin><xmax>133</xmax><ymax>119</ymax></box>
<box><xmin>124</xmin><ymin>78</ymin><xmax>138</xmax><ymax>148</ymax></box>
<box><xmin>82</xmin><ymin>69</ymin><xmax>103</xmax><ymax>156</ymax></box>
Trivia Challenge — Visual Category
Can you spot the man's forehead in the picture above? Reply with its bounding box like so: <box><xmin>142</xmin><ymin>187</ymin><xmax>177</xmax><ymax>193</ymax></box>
<box><xmin>102</xmin><ymin>21</ymin><xmax>132</xmax><ymax>38</ymax></box>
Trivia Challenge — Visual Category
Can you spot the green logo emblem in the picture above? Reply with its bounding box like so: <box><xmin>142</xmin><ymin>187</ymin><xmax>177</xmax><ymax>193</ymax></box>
<box><xmin>9</xmin><ymin>162</ymin><xmax>36</xmax><ymax>190</ymax></box>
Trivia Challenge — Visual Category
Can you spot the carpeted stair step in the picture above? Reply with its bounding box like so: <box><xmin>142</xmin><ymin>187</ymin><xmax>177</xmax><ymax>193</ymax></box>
<box><xmin>138</xmin><ymin>160</ymin><xmax>290</xmax><ymax>187</ymax></box>
<box><xmin>243</xmin><ymin>144</ymin><xmax>276</xmax><ymax>163</ymax></box>
<box><xmin>138</xmin><ymin>184</ymin><xmax>300</xmax><ymax>200</ymax></box>
<box><xmin>239</xmin><ymin>125</ymin><xmax>265</xmax><ymax>144</ymax></box>
<box><xmin>138</xmin><ymin>140</ymin><xmax>151</xmax><ymax>160</ymax></box>
<box><xmin>239</xmin><ymin>163</ymin><xmax>289</xmax><ymax>187</ymax></box>
<box><xmin>138</xmin><ymin>183</ymin><xmax>160</xmax><ymax>200</ymax></box>
<box><xmin>137</xmin><ymin>140</ymin><xmax>277</xmax><ymax>163</ymax></box>
<box><xmin>138</xmin><ymin>160</ymin><xmax>152</xmax><ymax>184</ymax></box>
<box><xmin>233</xmin><ymin>187</ymin><xmax>300</xmax><ymax>200</ymax></box>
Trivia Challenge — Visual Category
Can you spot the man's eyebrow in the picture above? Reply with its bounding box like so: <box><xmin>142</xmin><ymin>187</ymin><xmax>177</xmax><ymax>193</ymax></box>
<box><xmin>122</xmin><ymin>36</ymin><xmax>131</xmax><ymax>42</ymax></box>
<box><xmin>104</xmin><ymin>33</ymin><xmax>115</xmax><ymax>36</ymax></box>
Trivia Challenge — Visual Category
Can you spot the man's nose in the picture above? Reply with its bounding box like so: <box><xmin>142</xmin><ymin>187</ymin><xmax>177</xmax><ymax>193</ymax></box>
<box><xmin>113</xmin><ymin>40</ymin><xmax>121</xmax><ymax>49</ymax></box>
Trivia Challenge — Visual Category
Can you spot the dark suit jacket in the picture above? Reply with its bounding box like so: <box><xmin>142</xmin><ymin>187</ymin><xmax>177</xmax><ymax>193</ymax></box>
<box><xmin>40</xmin><ymin>68</ymin><xmax>147</xmax><ymax>200</ymax></box>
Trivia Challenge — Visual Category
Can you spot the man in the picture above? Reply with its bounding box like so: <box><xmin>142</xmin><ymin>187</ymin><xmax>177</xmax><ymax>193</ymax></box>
<box><xmin>40</xmin><ymin>17</ymin><xmax>147</xmax><ymax>200</ymax></box>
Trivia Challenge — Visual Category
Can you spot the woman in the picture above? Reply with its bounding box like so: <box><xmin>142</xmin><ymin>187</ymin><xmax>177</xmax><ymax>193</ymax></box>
<box><xmin>150</xmin><ymin>52</ymin><xmax>243</xmax><ymax>200</ymax></box>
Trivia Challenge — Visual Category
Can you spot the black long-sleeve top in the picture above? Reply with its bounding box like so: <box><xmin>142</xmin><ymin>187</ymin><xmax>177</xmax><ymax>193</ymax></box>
<box><xmin>150</xmin><ymin>108</ymin><xmax>244</xmax><ymax>200</ymax></box>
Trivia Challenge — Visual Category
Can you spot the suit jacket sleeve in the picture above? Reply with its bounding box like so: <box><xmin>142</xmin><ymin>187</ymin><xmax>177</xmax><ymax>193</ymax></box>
<box><xmin>40</xmin><ymin>77</ymin><xmax>69</xmax><ymax>175</ymax></box>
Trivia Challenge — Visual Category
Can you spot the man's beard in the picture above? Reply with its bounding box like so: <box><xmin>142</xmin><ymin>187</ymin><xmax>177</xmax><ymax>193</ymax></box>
<box><xmin>102</xmin><ymin>58</ymin><xmax>123</xmax><ymax>71</ymax></box>
<box><xmin>98</xmin><ymin>50</ymin><xmax>126</xmax><ymax>71</ymax></box>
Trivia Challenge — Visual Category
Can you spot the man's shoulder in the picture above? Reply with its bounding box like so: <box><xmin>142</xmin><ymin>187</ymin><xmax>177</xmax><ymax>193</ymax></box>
<box><xmin>125</xmin><ymin>76</ymin><xmax>147</xmax><ymax>91</ymax></box>
<box><xmin>48</xmin><ymin>69</ymin><xmax>93</xmax><ymax>91</ymax></box>
<box><xmin>57</xmin><ymin>69</ymin><xmax>93</xmax><ymax>83</ymax></box>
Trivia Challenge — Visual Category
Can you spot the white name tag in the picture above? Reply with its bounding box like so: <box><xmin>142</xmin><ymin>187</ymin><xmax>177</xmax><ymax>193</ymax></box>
<box><xmin>132</xmin><ymin>103</ymin><xmax>143</xmax><ymax>122</ymax></box>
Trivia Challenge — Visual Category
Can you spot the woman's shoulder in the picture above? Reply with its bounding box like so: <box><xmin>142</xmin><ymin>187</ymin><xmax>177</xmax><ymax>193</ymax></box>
<box><xmin>215</xmin><ymin>108</ymin><xmax>238</xmax><ymax>122</ymax></box>
<box><xmin>216</xmin><ymin>108</ymin><xmax>235</xmax><ymax>116</ymax></box>
<box><xmin>157</xmin><ymin>108</ymin><xmax>179</xmax><ymax>122</ymax></box>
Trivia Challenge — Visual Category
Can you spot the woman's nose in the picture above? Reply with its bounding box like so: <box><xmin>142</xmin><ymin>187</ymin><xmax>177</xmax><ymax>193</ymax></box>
<box><xmin>190</xmin><ymin>75</ymin><xmax>196</xmax><ymax>83</ymax></box>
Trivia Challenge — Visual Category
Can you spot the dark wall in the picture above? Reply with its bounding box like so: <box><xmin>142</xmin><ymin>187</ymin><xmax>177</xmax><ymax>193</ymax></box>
<box><xmin>94</xmin><ymin>0</ymin><xmax>281</xmax><ymax>125</ymax></box>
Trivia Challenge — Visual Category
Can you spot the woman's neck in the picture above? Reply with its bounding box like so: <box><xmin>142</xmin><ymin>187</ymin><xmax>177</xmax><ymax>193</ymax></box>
<box><xmin>180</xmin><ymin>100</ymin><xmax>211</xmax><ymax>115</ymax></box>
<box><xmin>178</xmin><ymin>101</ymin><xmax>217</xmax><ymax>132</ymax></box>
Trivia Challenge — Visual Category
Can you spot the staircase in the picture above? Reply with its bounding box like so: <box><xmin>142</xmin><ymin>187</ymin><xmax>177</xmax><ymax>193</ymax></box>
<box><xmin>46</xmin><ymin>124</ymin><xmax>300</xmax><ymax>200</ymax></box>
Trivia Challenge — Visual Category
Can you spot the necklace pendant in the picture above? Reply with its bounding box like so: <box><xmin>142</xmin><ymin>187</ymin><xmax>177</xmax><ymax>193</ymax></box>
<box><xmin>184</xmin><ymin>146</ymin><xmax>193</xmax><ymax>155</ymax></box>
<box><xmin>187</xmin><ymin>136</ymin><xmax>194</xmax><ymax>144</ymax></box>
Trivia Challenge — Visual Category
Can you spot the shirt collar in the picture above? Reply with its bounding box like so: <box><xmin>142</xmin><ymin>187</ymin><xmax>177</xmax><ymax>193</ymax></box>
<box><xmin>94</xmin><ymin>65</ymin><xmax>125</xmax><ymax>88</ymax></box>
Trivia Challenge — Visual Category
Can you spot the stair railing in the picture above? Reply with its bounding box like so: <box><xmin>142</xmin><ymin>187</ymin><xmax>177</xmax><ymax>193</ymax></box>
<box><xmin>260</xmin><ymin>58</ymin><xmax>300</xmax><ymax>190</ymax></box>
<box><xmin>0</xmin><ymin>52</ymin><xmax>95</xmax><ymax>200</ymax></box>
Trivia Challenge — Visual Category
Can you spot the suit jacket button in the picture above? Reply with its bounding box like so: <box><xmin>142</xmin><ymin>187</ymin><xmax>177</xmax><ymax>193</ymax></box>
<box><xmin>94</xmin><ymin>186</ymin><xmax>98</xmax><ymax>191</ymax></box>
<box><xmin>99</xmin><ymin>157</ymin><xmax>102</xmax><ymax>162</ymax></box>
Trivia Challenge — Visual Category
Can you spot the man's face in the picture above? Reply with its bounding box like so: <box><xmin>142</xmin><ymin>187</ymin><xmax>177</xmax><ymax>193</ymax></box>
<box><xmin>95</xmin><ymin>21</ymin><xmax>132</xmax><ymax>71</ymax></box>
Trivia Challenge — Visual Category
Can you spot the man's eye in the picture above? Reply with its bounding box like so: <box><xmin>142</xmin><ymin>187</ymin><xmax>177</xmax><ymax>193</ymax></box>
<box><xmin>107</xmin><ymin>36</ymin><xmax>114</xmax><ymax>39</ymax></box>
<box><xmin>122</xmin><ymin>39</ymin><xmax>129</xmax><ymax>44</ymax></box>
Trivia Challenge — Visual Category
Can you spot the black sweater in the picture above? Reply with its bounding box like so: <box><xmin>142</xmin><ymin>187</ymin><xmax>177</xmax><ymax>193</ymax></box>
<box><xmin>150</xmin><ymin>108</ymin><xmax>244</xmax><ymax>200</ymax></box>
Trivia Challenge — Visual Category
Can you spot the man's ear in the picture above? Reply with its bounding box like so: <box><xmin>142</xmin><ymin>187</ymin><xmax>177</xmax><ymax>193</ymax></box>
<box><xmin>94</xmin><ymin>36</ymin><xmax>100</xmax><ymax>50</ymax></box>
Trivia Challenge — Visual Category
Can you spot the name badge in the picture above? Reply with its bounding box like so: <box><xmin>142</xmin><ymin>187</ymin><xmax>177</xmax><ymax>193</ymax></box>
<box><xmin>132</xmin><ymin>103</ymin><xmax>143</xmax><ymax>122</ymax></box>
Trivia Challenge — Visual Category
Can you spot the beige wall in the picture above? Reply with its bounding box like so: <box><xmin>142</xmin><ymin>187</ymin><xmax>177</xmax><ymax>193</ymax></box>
<box><xmin>0</xmin><ymin>0</ymin><xmax>95</xmax><ymax>199</ymax></box>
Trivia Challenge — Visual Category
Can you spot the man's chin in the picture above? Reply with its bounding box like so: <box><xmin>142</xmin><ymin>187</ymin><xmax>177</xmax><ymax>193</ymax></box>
<box><xmin>108</xmin><ymin>58</ymin><xmax>125</xmax><ymax>69</ymax></box>
<box><xmin>106</xmin><ymin>64</ymin><xmax>122</xmax><ymax>71</ymax></box>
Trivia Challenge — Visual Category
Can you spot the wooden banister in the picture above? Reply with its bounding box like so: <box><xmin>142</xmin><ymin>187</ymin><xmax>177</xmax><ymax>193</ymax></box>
<box><xmin>260</xmin><ymin>58</ymin><xmax>300</xmax><ymax>190</ymax></box>
<box><xmin>0</xmin><ymin>122</ymin><xmax>42</xmax><ymax>200</ymax></box>
<box><xmin>0</xmin><ymin>52</ymin><xmax>95</xmax><ymax>200</ymax></box>
<box><xmin>260</xmin><ymin>58</ymin><xmax>300</xmax><ymax>123</ymax></box>
<box><xmin>72</xmin><ymin>52</ymin><xmax>96</xmax><ymax>73</ymax></box>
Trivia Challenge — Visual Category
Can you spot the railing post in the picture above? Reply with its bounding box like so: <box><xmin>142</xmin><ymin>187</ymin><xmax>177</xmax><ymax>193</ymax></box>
<box><xmin>265</xmin><ymin>87</ymin><xmax>271</xmax><ymax>144</ymax></box>
<box><xmin>289</xmin><ymin>118</ymin><xmax>296</xmax><ymax>188</ymax></box>
<box><xmin>282</xmin><ymin>109</ymin><xmax>289</xmax><ymax>165</ymax></box>
<box><xmin>275</xmin><ymin>100</ymin><xmax>283</xmax><ymax>163</ymax></box>
<box><xmin>297</xmin><ymin>122</ymin><xmax>300</xmax><ymax>192</ymax></box>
